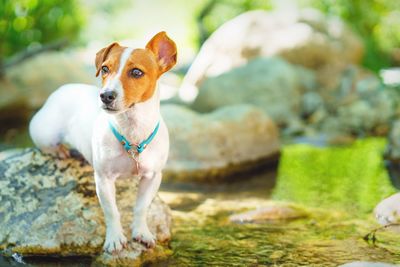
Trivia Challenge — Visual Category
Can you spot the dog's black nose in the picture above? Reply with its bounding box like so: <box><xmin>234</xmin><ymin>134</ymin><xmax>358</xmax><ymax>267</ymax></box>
<box><xmin>100</xmin><ymin>91</ymin><xmax>116</xmax><ymax>105</ymax></box>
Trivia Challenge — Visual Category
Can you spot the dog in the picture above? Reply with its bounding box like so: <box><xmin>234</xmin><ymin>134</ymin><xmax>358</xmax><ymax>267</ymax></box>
<box><xmin>29</xmin><ymin>31</ymin><xmax>177</xmax><ymax>253</ymax></box>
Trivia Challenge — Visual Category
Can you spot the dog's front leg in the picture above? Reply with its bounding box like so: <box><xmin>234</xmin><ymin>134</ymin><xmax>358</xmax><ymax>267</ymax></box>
<box><xmin>95</xmin><ymin>173</ymin><xmax>127</xmax><ymax>253</ymax></box>
<box><xmin>132</xmin><ymin>171</ymin><xmax>162</xmax><ymax>248</ymax></box>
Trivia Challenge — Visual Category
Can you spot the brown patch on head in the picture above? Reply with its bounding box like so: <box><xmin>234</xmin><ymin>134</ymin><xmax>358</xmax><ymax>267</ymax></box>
<box><xmin>95</xmin><ymin>42</ymin><xmax>123</xmax><ymax>77</ymax></box>
<box><xmin>95</xmin><ymin>32</ymin><xmax>177</xmax><ymax>109</ymax></box>
<box><xmin>119</xmin><ymin>49</ymin><xmax>160</xmax><ymax>106</ymax></box>
<box><xmin>119</xmin><ymin>32</ymin><xmax>177</xmax><ymax>107</ymax></box>
<box><xmin>95</xmin><ymin>43</ymin><xmax>127</xmax><ymax>87</ymax></box>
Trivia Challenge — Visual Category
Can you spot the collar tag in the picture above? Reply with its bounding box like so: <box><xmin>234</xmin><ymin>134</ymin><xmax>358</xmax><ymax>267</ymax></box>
<box><xmin>109</xmin><ymin>120</ymin><xmax>160</xmax><ymax>156</ymax></box>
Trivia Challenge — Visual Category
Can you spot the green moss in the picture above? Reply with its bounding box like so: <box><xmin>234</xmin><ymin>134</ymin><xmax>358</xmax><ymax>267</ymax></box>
<box><xmin>2</xmin><ymin>138</ymin><xmax>399</xmax><ymax>265</ymax></box>
<box><xmin>167</xmin><ymin>138</ymin><xmax>400</xmax><ymax>266</ymax></box>
<box><xmin>273</xmin><ymin>138</ymin><xmax>396</xmax><ymax>215</ymax></box>
<box><xmin>169</xmin><ymin>210</ymin><xmax>400</xmax><ymax>266</ymax></box>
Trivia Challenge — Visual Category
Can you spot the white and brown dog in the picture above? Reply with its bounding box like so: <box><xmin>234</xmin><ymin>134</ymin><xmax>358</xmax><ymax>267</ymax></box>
<box><xmin>29</xmin><ymin>32</ymin><xmax>177</xmax><ymax>253</ymax></box>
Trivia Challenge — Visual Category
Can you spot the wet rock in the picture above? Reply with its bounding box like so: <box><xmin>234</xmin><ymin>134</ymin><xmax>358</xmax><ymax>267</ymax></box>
<box><xmin>0</xmin><ymin>51</ymin><xmax>96</xmax><ymax>121</ymax></box>
<box><xmin>191</xmin><ymin>57</ymin><xmax>316</xmax><ymax>126</ymax></box>
<box><xmin>374</xmin><ymin>192</ymin><xmax>400</xmax><ymax>225</ymax></box>
<box><xmin>0</xmin><ymin>149</ymin><xmax>171</xmax><ymax>266</ymax></box>
<box><xmin>159</xmin><ymin>192</ymin><xmax>204</xmax><ymax>211</ymax></box>
<box><xmin>170</xmin><ymin>182</ymin><xmax>400</xmax><ymax>265</ymax></box>
<box><xmin>179</xmin><ymin>9</ymin><xmax>363</xmax><ymax>101</ymax></box>
<box><xmin>162</xmin><ymin>104</ymin><xmax>280</xmax><ymax>182</ymax></box>
<box><xmin>229</xmin><ymin>203</ymin><xmax>307</xmax><ymax>223</ymax></box>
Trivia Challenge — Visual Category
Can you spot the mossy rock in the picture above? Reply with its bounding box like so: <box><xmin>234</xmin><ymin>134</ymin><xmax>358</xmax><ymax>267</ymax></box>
<box><xmin>273</xmin><ymin>138</ymin><xmax>396</xmax><ymax>214</ymax></box>
<box><xmin>0</xmin><ymin>148</ymin><xmax>171</xmax><ymax>266</ymax></box>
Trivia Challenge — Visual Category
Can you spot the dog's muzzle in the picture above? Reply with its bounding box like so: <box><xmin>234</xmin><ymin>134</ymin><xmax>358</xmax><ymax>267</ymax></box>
<box><xmin>100</xmin><ymin>91</ymin><xmax>117</xmax><ymax>105</ymax></box>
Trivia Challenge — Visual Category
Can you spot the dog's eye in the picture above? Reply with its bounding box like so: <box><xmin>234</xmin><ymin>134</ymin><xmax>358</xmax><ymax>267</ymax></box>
<box><xmin>101</xmin><ymin>66</ymin><xmax>109</xmax><ymax>75</ymax></box>
<box><xmin>129</xmin><ymin>68</ymin><xmax>144</xmax><ymax>78</ymax></box>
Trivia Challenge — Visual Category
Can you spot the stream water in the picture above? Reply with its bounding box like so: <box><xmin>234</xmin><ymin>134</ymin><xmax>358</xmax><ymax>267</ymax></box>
<box><xmin>1</xmin><ymin>138</ymin><xmax>400</xmax><ymax>266</ymax></box>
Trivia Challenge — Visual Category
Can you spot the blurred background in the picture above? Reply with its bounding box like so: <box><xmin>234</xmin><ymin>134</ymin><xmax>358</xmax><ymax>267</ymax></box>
<box><xmin>1</xmin><ymin>0</ymin><xmax>400</xmax><ymax>148</ymax></box>
<box><xmin>2</xmin><ymin>0</ymin><xmax>400</xmax><ymax>266</ymax></box>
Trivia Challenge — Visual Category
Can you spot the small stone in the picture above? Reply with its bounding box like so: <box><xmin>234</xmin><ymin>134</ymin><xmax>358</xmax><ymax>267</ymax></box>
<box><xmin>269</xmin><ymin>250</ymin><xmax>285</xmax><ymax>260</ymax></box>
<box><xmin>229</xmin><ymin>203</ymin><xmax>307</xmax><ymax>223</ymax></box>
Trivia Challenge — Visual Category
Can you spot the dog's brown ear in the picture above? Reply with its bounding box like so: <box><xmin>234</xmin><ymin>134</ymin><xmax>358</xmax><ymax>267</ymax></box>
<box><xmin>146</xmin><ymin>31</ymin><xmax>177</xmax><ymax>74</ymax></box>
<box><xmin>95</xmin><ymin>42</ymin><xmax>120</xmax><ymax>77</ymax></box>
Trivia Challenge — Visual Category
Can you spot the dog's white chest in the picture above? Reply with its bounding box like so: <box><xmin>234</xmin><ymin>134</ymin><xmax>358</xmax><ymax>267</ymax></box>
<box><xmin>106</xmin><ymin>151</ymin><xmax>137</xmax><ymax>178</ymax></box>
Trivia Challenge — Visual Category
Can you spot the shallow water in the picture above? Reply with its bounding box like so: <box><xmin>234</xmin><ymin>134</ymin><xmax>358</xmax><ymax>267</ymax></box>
<box><xmin>160</xmin><ymin>175</ymin><xmax>400</xmax><ymax>266</ymax></box>
<box><xmin>162</xmin><ymin>138</ymin><xmax>400</xmax><ymax>266</ymax></box>
<box><xmin>1</xmin><ymin>138</ymin><xmax>400</xmax><ymax>266</ymax></box>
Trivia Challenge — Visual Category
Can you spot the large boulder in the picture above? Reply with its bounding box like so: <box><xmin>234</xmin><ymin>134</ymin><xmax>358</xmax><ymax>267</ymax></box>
<box><xmin>179</xmin><ymin>9</ymin><xmax>363</xmax><ymax>101</ymax></box>
<box><xmin>0</xmin><ymin>48</ymin><xmax>182</xmax><ymax>121</ymax></box>
<box><xmin>0</xmin><ymin>149</ymin><xmax>171</xmax><ymax>266</ymax></box>
<box><xmin>162</xmin><ymin>104</ymin><xmax>280</xmax><ymax>182</ymax></box>
<box><xmin>191</xmin><ymin>57</ymin><xmax>316</xmax><ymax>126</ymax></box>
<box><xmin>0</xmin><ymin>51</ymin><xmax>96</xmax><ymax>121</ymax></box>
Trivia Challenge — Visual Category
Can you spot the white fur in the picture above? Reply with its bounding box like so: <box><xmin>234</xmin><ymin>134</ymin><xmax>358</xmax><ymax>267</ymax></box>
<box><xmin>101</xmin><ymin>48</ymin><xmax>134</xmax><ymax>111</ymax></box>
<box><xmin>29</xmin><ymin>83</ymin><xmax>99</xmax><ymax>161</ymax></box>
<box><xmin>29</xmin><ymin>49</ymin><xmax>169</xmax><ymax>252</ymax></box>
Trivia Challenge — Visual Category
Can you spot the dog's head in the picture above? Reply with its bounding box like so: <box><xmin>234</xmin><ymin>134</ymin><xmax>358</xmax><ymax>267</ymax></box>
<box><xmin>95</xmin><ymin>31</ymin><xmax>177</xmax><ymax>113</ymax></box>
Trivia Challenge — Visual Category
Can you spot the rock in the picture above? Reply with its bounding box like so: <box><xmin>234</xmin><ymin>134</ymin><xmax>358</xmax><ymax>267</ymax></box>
<box><xmin>317</xmin><ymin>69</ymin><xmax>396</xmax><ymax>137</ymax></box>
<box><xmin>229</xmin><ymin>203</ymin><xmax>307</xmax><ymax>224</ymax></box>
<box><xmin>159</xmin><ymin>192</ymin><xmax>204</xmax><ymax>211</ymax></box>
<box><xmin>0</xmin><ymin>51</ymin><xmax>96</xmax><ymax>121</ymax></box>
<box><xmin>191</xmin><ymin>57</ymin><xmax>316</xmax><ymax>126</ymax></box>
<box><xmin>0</xmin><ymin>149</ymin><xmax>171</xmax><ymax>266</ymax></box>
<box><xmin>381</xmin><ymin>68</ymin><xmax>400</xmax><ymax>86</ymax></box>
<box><xmin>384</xmin><ymin>120</ymin><xmax>400</xmax><ymax>189</ymax></box>
<box><xmin>162</xmin><ymin>104</ymin><xmax>280</xmax><ymax>182</ymax></box>
<box><xmin>290</xmin><ymin>65</ymin><xmax>397</xmax><ymax>139</ymax></box>
<box><xmin>179</xmin><ymin>9</ymin><xmax>363</xmax><ymax>101</ymax></box>
<box><xmin>374</xmin><ymin>193</ymin><xmax>400</xmax><ymax>225</ymax></box>
<box><xmin>386</xmin><ymin>120</ymin><xmax>400</xmax><ymax>160</ymax></box>
<box><xmin>301</xmin><ymin>91</ymin><xmax>324</xmax><ymax>117</ymax></box>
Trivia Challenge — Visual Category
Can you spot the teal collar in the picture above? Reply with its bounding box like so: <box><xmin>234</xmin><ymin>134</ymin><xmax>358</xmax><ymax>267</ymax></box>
<box><xmin>109</xmin><ymin>120</ymin><xmax>160</xmax><ymax>154</ymax></box>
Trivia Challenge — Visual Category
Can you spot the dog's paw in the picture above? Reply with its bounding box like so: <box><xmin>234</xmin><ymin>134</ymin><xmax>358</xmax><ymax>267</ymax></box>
<box><xmin>56</xmin><ymin>144</ymin><xmax>71</xmax><ymax>159</ymax></box>
<box><xmin>132</xmin><ymin>225</ymin><xmax>156</xmax><ymax>248</ymax></box>
<box><xmin>103</xmin><ymin>230</ymin><xmax>128</xmax><ymax>254</ymax></box>
<box><xmin>375</xmin><ymin>193</ymin><xmax>400</xmax><ymax>225</ymax></box>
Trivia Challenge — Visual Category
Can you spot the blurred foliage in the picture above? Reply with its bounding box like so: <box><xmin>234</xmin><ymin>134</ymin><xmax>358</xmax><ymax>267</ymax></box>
<box><xmin>79</xmin><ymin>0</ymin><xmax>135</xmax><ymax>42</ymax></box>
<box><xmin>197</xmin><ymin>0</ymin><xmax>400</xmax><ymax>71</ymax></box>
<box><xmin>0</xmin><ymin>0</ymin><xmax>84</xmax><ymax>63</ymax></box>
<box><xmin>196</xmin><ymin>0</ymin><xmax>273</xmax><ymax>47</ymax></box>
<box><xmin>299</xmin><ymin>0</ymin><xmax>400</xmax><ymax>71</ymax></box>
<box><xmin>1</xmin><ymin>0</ymin><xmax>398</xmax><ymax>72</ymax></box>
